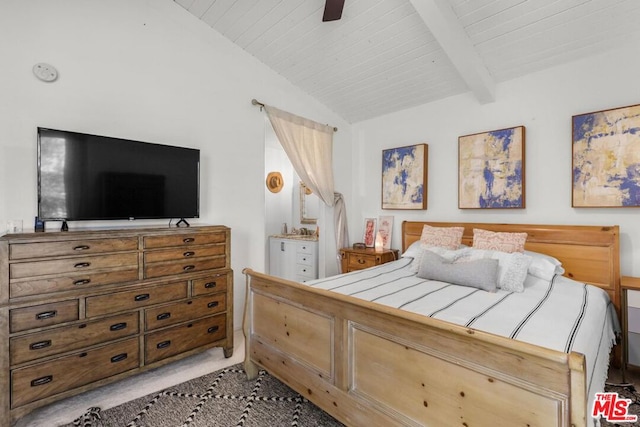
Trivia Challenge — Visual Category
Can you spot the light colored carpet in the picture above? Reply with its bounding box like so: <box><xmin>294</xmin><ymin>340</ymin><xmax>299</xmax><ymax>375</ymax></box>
<box><xmin>15</xmin><ymin>330</ymin><xmax>246</xmax><ymax>427</ymax></box>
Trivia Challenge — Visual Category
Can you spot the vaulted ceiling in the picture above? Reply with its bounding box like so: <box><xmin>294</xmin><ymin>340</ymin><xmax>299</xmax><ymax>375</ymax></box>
<box><xmin>175</xmin><ymin>0</ymin><xmax>640</xmax><ymax>123</ymax></box>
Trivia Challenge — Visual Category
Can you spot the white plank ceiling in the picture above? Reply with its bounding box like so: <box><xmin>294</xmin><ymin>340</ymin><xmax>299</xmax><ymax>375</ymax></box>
<box><xmin>175</xmin><ymin>0</ymin><xmax>640</xmax><ymax>123</ymax></box>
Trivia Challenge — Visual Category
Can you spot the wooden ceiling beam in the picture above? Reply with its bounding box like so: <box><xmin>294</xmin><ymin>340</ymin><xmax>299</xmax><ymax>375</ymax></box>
<box><xmin>408</xmin><ymin>0</ymin><xmax>495</xmax><ymax>104</ymax></box>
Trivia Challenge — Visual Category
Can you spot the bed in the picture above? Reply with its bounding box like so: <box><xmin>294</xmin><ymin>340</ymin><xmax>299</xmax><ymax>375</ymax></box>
<box><xmin>242</xmin><ymin>222</ymin><xmax>621</xmax><ymax>427</ymax></box>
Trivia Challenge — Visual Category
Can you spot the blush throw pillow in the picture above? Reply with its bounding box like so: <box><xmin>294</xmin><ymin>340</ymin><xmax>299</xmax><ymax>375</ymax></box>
<box><xmin>417</xmin><ymin>250</ymin><xmax>499</xmax><ymax>292</ymax></box>
<box><xmin>420</xmin><ymin>225</ymin><xmax>464</xmax><ymax>250</ymax></box>
<box><xmin>473</xmin><ymin>228</ymin><xmax>527</xmax><ymax>253</ymax></box>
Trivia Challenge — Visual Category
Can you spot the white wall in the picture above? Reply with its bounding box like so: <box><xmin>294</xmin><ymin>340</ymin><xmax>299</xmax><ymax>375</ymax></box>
<box><xmin>352</xmin><ymin>45</ymin><xmax>640</xmax><ymax>276</ymax></box>
<box><xmin>0</xmin><ymin>0</ymin><xmax>352</xmax><ymax>328</ymax></box>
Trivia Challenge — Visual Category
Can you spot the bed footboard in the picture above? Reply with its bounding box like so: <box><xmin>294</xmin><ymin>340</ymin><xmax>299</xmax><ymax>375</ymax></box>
<box><xmin>242</xmin><ymin>268</ymin><xmax>588</xmax><ymax>427</ymax></box>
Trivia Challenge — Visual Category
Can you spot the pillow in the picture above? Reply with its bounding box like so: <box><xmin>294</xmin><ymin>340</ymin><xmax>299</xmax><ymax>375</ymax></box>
<box><xmin>401</xmin><ymin>240</ymin><xmax>422</xmax><ymax>259</ymax></box>
<box><xmin>409</xmin><ymin>244</ymin><xmax>470</xmax><ymax>273</ymax></box>
<box><xmin>473</xmin><ymin>229</ymin><xmax>527</xmax><ymax>253</ymax></box>
<box><xmin>459</xmin><ymin>248</ymin><xmax>532</xmax><ymax>292</ymax></box>
<box><xmin>417</xmin><ymin>250</ymin><xmax>499</xmax><ymax>292</ymax></box>
<box><xmin>525</xmin><ymin>250</ymin><xmax>565</xmax><ymax>281</ymax></box>
<box><xmin>420</xmin><ymin>225</ymin><xmax>464</xmax><ymax>250</ymax></box>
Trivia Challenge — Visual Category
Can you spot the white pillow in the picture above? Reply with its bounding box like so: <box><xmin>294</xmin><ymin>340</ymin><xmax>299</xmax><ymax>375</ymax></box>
<box><xmin>409</xmin><ymin>244</ymin><xmax>470</xmax><ymax>273</ymax></box>
<box><xmin>401</xmin><ymin>241</ymin><xmax>422</xmax><ymax>259</ymax></box>
<box><xmin>458</xmin><ymin>248</ymin><xmax>532</xmax><ymax>292</ymax></box>
<box><xmin>525</xmin><ymin>250</ymin><xmax>565</xmax><ymax>281</ymax></box>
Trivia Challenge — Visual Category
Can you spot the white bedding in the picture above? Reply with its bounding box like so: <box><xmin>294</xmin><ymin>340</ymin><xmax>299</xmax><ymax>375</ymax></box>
<box><xmin>306</xmin><ymin>257</ymin><xmax>620</xmax><ymax>424</ymax></box>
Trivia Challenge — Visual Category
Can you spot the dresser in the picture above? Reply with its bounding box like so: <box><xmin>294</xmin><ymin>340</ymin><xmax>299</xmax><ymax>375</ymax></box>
<box><xmin>339</xmin><ymin>247</ymin><xmax>399</xmax><ymax>273</ymax></box>
<box><xmin>623</xmin><ymin>276</ymin><xmax>640</xmax><ymax>368</ymax></box>
<box><xmin>268</xmin><ymin>236</ymin><xmax>318</xmax><ymax>283</ymax></box>
<box><xmin>0</xmin><ymin>225</ymin><xmax>233</xmax><ymax>426</ymax></box>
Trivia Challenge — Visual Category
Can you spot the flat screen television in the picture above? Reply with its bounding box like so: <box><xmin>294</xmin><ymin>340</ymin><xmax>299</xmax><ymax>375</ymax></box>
<box><xmin>37</xmin><ymin>127</ymin><xmax>200</xmax><ymax>225</ymax></box>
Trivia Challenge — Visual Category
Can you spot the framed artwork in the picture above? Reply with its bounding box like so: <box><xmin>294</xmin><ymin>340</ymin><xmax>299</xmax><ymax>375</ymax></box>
<box><xmin>381</xmin><ymin>143</ymin><xmax>428</xmax><ymax>209</ymax></box>
<box><xmin>572</xmin><ymin>103</ymin><xmax>640</xmax><ymax>207</ymax></box>
<box><xmin>458</xmin><ymin>126</ymin><xmax>525</xmax><ymax>209</ymax></box>
<box><xmin>363</xmin><ymin>218</ymin><xmax>377</xmax><ymax>247</ymax></box>
<box><xmin>377</xmin><ymin>215</ymin><xmax>394</xmax><ymax>249</ymax></box>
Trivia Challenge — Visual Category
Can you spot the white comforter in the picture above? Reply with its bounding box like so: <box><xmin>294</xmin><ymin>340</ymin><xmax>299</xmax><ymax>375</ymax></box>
<box><xmin>306</xmin><ymin>257</ymin><xmax>620</xmax><ymax>423</ymax></box>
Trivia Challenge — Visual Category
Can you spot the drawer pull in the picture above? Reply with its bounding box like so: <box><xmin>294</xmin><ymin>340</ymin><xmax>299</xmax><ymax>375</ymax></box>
<box><xmin>183</xmin><ymin>265</ymin><xmax>195</xmax><ymax>271</ymax></box>
<box><xmin>157</xmin><ymin>340</ymin><xmax>171</xmax><ymax>349</ymax></box>
<box><xmin>134</xmin><ymin>293</ymin><xmax>150</xmax><ymax>302</ymax></box>
<box><xmin>73</xmin><ymin>245</ymin><xmax>90</xmax><ymax>251</ymax></box>
<box><xmin>74</xmin><ymin>262</ymin><xmax>91</xmax><ymax>268</ymax></box>
<box><xmin>183</xmin><ymin>237</ymin><xmax>195</xmax><ymax>244</ymax></box>
<box><xmin>29</xmin><ymin>340</ymin><xmax>52</xmax><ymax>350</ymax></box>
<box><xmin>31</xmin><ymin>375</ymin><xmax>53</xmax><ymax>387</ymax></box>
<box><xmin>110</xmin><ymin>353</ymin><xmax>128</xmax><ymax>363</ymax></box>
<box><xmin>207</xmin><ymin>326</ymin><xmax>219</xmax><ymax>334</ymax></box>
<box><xmin>110</xmin><ymin>322</ymin><xmax>127</xmax><ymax>331</ymax></box>
<box><xmin>183</xmin><ymin>251</ymin><xmax>195</xmax><ymax>257</ymax></box>
<box><xmin>357</xmin><ymin>259</ymin><xmax>365</xmax><ymax>264</ymax></box>
<box><xmin>36</xmin><ymin>310</ymin><xmax>57</xmax><ymax>320</ymax></box>
<box><xmin>207</xmin><ymin>301</ymin><xmax>219</xmax><ymax>308</ymax></box>
<box><xmin>73</xmin><ymin>278</ymin><xmax>91</xmax><ymax>286</ymax></box>
<box><xmin>204</xmin><ymin>281</ymin><xmax>217</xmax><ymax>289</ymax></box>
<box><xmin>156</xmin><ymin>312</ymin><xmax>171</xmax><ymax>320</ymax></box>
<box><xmin>79</xmin><ymin>352</ymin><xmax>88</xmax><ymax>358</ymax></box>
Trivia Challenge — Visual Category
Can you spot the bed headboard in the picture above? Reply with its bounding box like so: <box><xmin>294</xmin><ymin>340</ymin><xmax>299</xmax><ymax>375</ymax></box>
<box><xmin>402</xmin><ymin>221</ymin><xmax>621</xmax><ymax>316</ymax></box>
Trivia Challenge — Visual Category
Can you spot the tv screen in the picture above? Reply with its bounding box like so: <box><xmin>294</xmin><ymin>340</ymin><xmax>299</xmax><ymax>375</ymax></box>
<box><xmin>37</xmin><ymin>127</ymin><xmax>200</xmax><ymax>222</ymax></box>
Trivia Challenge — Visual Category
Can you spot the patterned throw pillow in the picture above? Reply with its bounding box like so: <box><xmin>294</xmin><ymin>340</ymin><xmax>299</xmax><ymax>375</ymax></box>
<box><xmin>420</xmin><ymin>225</ymin><xmax>464</xmax><ymax>250</ymax></box>
<box><xmin>458</xmin><ymin>248</ymin><xmax>532</xmax><ymax>292</ymax></box>
<box><xmin>472</xmin><ymin>228</ymin><xmax>527</xmax><ymax>253</ymax></box>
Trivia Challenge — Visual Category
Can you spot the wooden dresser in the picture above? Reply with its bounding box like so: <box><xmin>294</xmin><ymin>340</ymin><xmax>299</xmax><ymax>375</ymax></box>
<box><xmin>0</xmin><ymin>225</ymin><xmax>233</xmax><ymax>426</ymax></box>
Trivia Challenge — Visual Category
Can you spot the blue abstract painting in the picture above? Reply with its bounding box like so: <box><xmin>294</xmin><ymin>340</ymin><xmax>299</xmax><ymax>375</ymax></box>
<box><xmin>573</xmin><ymin>104</ymin><xmax>640</xmax><ymax>207</ymax></box>
<box><xmin>458</xmin><ymin>126</ymin><xmax>525</xmax><ymax>209</ymax></box>
<box><xmin>382</xmin><ymin>144</ymin><xmax>427</xmax><ymax>209</ymax></box>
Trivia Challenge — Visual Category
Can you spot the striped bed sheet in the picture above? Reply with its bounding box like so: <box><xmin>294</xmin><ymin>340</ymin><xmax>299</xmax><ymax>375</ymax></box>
<box><xmin>306</xmin><ymin>256</ymin><xmax>620</xmax><ymax>423</ymax></box>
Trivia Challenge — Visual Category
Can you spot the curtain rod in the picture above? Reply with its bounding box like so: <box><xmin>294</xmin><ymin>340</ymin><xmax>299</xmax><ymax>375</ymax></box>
<box><xmin>251</xmin><ymin>98</ymin><xmax>338</xmax><ymax>132</ymax></box>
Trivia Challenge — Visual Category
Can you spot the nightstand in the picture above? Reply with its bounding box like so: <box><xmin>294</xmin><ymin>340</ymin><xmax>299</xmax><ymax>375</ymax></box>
<box><xmin>340</xmin><ymin>247</ymin><xmax>400</xmax><ymax>273</ymax></box>
<box><xmin>622</xmin><ymin>276</ymin><xmax>640</xmax><ymax>369</ymax></box>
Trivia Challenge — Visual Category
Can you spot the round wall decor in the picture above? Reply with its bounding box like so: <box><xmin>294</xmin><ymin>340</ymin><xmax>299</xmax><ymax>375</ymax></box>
<box><xmin>266</xmin><ymin>171</ymin><xmax>284</xmax><ymax>193</ymax></box>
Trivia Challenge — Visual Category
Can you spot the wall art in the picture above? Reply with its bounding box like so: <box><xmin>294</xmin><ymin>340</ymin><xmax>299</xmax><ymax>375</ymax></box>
<box><xmin>458</xmin><ymin>126</ymin><xmax>525</xmax><ymax>209</ymax></box>
<box><xmin>381</xmin><ymin>143</ymin><xmax>427</xmax><ymax>210</ymax></box>
<box><xmin>363</xmin><ymin>218</ymin><xmax>377</xmax><ymax>247</ymax></box>
<box><xmin>572</xmin><ymin>103</ymin><xmax>640</xmax><ymax>207</ymax></box>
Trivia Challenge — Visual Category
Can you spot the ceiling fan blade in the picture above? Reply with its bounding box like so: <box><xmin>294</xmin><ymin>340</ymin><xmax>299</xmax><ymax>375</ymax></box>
<box><xmin>322</xmin><ymin>0</ymin><xmax>345</xmax><ymax>22</ymax></box>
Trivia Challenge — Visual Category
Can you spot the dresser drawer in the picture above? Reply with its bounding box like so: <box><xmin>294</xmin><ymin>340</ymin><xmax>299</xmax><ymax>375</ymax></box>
<box><xmin>144</xmin><ymin>244</ymin><xmax>225</xmax><ymax>263</ymax></box>
<box><xmin>10</xmin><ymin>312</ymin><xmax>139</xmax><ymax>365</ymax></box>
<box><xmin>347</xmin><ymin>253</ymin><xmax>376</xmax><ymax>270</ymax></box>
<box><xmin>86</xmin><ymin>282</ymin><xmax>188</xmax><ymax>317</ymax></box>
<box><xmin>145</xmin><ymin>294</ymin><xmax>226</xmax><ymax>331</ymax></box>
<box><xmin>9</xmin><ymin>237</ymin><xmax>139</xmax><ymax>260</ymax></box>
<box><xmin>10</xmin><ymin>253</ymin><xmax>138</xmax><ymax>279</ymax></box>
<box><xmin>144</xmin><ymin>257</ymin><xmax>226</xmax><ymax>279</ymax></box>
<box><xmin>144</xmin><ymin>232</ymin><xmax>226</xmax><ymax>249</ymax></box>
<box><xmin>296</xmin><ymin>264</ymin><xmax>316</xmax><ymax>278</ymax></box>
<box><xmin>145</xmin><ymin>314</ymin><xmax>226</xmax><ymax>364</ymax></box>
<box><xmin>10</xmin><ymin>300</ymin><xmax>79</xmax><ymax>333</ymax></box>
<box><xmin>297</xmin><ymin>243</ymin><xmax>316</xmax><ymax>255</ymax></box>
<box><xmin>296</xmin><ymin>253</ymin><xmax>314</xmax><ymax>266</ymax></box>
<box><xmin>192</xmin><ymin>273</ymin><xmax>228</xmax><ymax>296</ymax></box>
<box><xmin>11</xmin><ymin>338</ymin><xmax>139</xmax><ymax>408</ymax></box>
<box><xmin>10</xmin><ymin>269</ymin><xmax>139</xmax><ymax>298</ymax></box>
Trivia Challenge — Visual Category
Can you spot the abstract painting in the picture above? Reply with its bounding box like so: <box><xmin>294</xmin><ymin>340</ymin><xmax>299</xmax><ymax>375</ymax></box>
<box><xmin>458</xmin><ymin>126</ymin><xmax>525</xmax><ymax>209</ymax></box>
<box><xmin>572</xmin><ymin>103</ymin><xmax>640</xmax><ymax>207</ymax></box>
<box><xmin>382</xmin><ymin>144</ymin><xmax>427</xmax><ymax>210</ymax></box>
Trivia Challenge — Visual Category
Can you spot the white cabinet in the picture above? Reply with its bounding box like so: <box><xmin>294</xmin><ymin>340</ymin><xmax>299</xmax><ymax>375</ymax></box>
<box><xmin>269</xmin><ymin>237</ymin><xmax>318</xmax><ymax>282</ymax></box>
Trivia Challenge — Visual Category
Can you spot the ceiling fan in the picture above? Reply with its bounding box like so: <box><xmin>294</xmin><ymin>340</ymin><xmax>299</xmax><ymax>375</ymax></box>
<box><xmin>322</xmin><ymin>0</ymin><xmax>345</xmax><ymax>22</ymax></box>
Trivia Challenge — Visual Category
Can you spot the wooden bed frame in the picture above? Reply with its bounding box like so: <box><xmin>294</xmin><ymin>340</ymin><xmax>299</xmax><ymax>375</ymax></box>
<box><xmin>243</xmin><ymin>222</ymin><xmax>620</xmax><ymax>427</ymax></box>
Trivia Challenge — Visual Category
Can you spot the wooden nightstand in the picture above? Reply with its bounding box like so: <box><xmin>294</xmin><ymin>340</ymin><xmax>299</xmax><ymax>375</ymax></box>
<box><xmin>340</xmin><ymin>247</ymin><xmax>400</xmax><ymax>273</ymax></box>
<box><xmin>622</xmin><ymin>276</ymin><xmax>640</xmax><ymax>369</ymax></box>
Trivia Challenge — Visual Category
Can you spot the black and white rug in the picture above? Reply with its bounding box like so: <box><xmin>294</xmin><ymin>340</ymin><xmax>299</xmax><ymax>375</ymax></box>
<box><xmin>66</xmin><ymin>364</ymin><xmax>343</xmax><ymax>427</ymax></box>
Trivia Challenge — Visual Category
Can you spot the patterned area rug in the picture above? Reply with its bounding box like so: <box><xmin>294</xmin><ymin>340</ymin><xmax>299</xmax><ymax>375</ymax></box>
<box><xmin>65</xmin><ymin>364</ymin><xmax>343</xmax><ymax>427</ymax></box>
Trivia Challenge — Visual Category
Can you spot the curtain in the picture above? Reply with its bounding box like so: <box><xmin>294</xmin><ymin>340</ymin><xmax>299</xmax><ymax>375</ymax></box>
<box><xmin>264</xmin><ymin>105</ymin><xmax>349</xmax><ymax>271</ymax></box>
